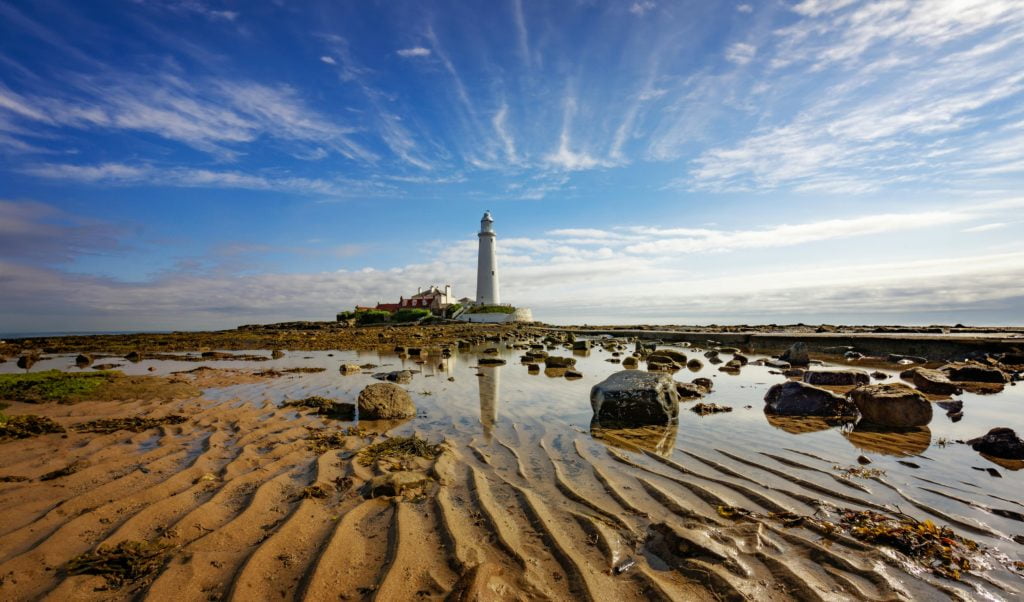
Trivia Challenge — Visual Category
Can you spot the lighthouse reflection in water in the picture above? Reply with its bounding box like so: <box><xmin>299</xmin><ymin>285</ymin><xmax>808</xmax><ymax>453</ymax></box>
<box><xmin>477</xmin><ymin>364</ymin><xmax>500</xmax><ymax>441</ymax></box>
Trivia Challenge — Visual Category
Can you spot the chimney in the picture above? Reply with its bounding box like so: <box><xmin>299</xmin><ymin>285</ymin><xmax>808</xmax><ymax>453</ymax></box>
<box><xmin>445</xmin><ymin>284</ymin><xmax>451</xmax><ymax>299</ymax></box>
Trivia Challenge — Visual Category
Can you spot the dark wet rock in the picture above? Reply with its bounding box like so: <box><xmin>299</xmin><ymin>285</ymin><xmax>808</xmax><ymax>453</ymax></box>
<box><xmin>125</xmin><ymin>351</ymin><xmax>142</xmax><ymax>362</ymax></box>
<box><xmin>936</xmin><ymin>399</ymin><xmax>963</xmax><ymax>414</ymax></box>
<box><xmin>373</xmin><ymin>370</ymin><xmax>415</xmax><ymax>384</ymax></box>
<box><xmin>526</xmin><ymin>363</ymin><xmax>540</xmax><ymax>373</ymax></box>
<box><xmin>17</xmin><ymin>352</ymin><xmax>40</xmax><ymax>370</ymax></box>
<box><xmin>940</xmin><ymin>362</ymin><xmax>1009</xmax><ymax>384</ymax></box>
<box><xmin>482</xmin><ymin>347</ymin><xmax>499</xmax><ymax>354</ymax></box>
<box><xmin>998</xmin><ymin>353</ymin><xmax>1024</xmax><ymax>367</ymax></box>
<box><xmin>803</xmin><ymin>369</ymin><xmax>870</xmax><ymax>386</ymax></box>
<box><xmin>674</xmin><ymin>382</ymin><xmax>707</xmax><ymax>399</ymax></box>
<box><xmin>271</xmin><ymin>349</ymin><xmax>285</xmax><ymax>359</ymax></box>
<box><xmin>646</xmin><ymin>354</ymin><xmax>680</xmax><ymax>371</ymax></box>
<box><xmin>621</xmin><ymin>356</ymin><xmax>639</xmax><ymax>369</ymax></box>
<box><xmin>703</xmin><ymin>350</ymin><xmax>719</xmax><ymax>359</ymax></box>
<box><xmin>850</xmin><ymin>383</ymin><xmax>932</xmax><ymax>428</ymax></box>
<box><xmin>75</xmin><ymin>354</ymin><xmax>93</xmax><ymax>367</ymax></box>
<box><xmin>685</xmin><ymin>358</ymin><xmax>703</xmax><ymax>371</ymax></box>
<box><xmin>478</xmin><ymin>358</ymin><xmax>506</xmax><ymax>366</ymax></box>
<box><xmin>339</xmin><ymin>364</ymin><xmax>361</xmax><ymax>375</ymax></box>
<box><xmin>564</xmin><ymin>369</ymin><xmax>583</xmax><ymax>380</ymax></box>
<box><xmin>763</xmin><ymin>381</ymin><xmax>856</xmax><ymax>416</ymax></box>
<box><xmin>870</xmin><ymin>371</ymin><xmax>888</xmax><ymax>380</ymax></box>
<box><xmin>762</xmin><ymin>358</ymin><xmax>791</xmax><ymax>369</ymax></box>
<box><xmin>732</xmin><ymin>353</ymin><xmax>749</xmax><ymax>365</ymax></box>
<box><xmin>691</xmin><ymin>402</ymin><xmax>732</xmax><ymax>415</ymax></box>
<box><xmin>544</xmin><ymin>356</ymin><xmax>577</xmax><ymax>369</ymax></box>
<box><xmin>707</xmin><ymin>355</ymin><xmax>723</xmax><ymax>365</ymax></box>
<box><xmin>590</xmin><ymin>371</ymin><xmax>679</xmax><ymax>425</ymax></box>
<box><xmin>967</xmin><ymin>428</ymin><xmax>1024</xmax><ymax>460</ymax></box>
<box><xmin>572</xmin><ymin>340</ymin><xmax>591</xmax><ymax>351</ymax></box>
<box><xmin>844</xmin><ymin>351</ymin><xmax>865</xmax><ymax>360</ymax></box>
<box><xmin>857</xmin><ymin>455</ymin><xmax>871</xmax><ymax>465</ymax></box>
<box><xmin>783</xmin><ymin>368</ymin><xmax>805</xmax><ymax>378</ymax></box>
<box><xmin>779</xmin><ymin>342</ymin><xmax>809</xmax><ymax>366</ymax></box>
<box><xmin>887</xmin><ymin>354</ymin><xmax>927</xmax><ymax>364</ymax></box>
<box><xmin>719</xmin><ymin>359</ymin><xmax>743</xmax><ymax>373</ymax></box>
<box><xmin>909</xmin><ymin>368</ymin><xmax>962</xmax><ymax>396</ymax></box>
<box><xmin>692</xmin><ymin>377</ymin><xmax>713</xmax><ymax>391</ymax></box>
<box><xmin>357</xmin><ymin>383</ymin><xmax>415</xmax><ymax>419</ymax></box>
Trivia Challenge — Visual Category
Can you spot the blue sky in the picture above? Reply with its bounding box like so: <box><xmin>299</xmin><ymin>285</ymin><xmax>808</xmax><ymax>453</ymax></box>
<box><xmin>1</xmin><ymin>0</ymin><xmax>1024</xmax><ymax>332</ymax></box>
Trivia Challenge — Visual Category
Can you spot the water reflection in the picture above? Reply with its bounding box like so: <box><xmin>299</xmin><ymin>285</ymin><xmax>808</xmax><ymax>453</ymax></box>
<box><xmin>477</xmin><ymin>364</ymin><xmax>500</xmax><ymax>441</ymax></box>
<box><xmin>844</xmin><ymin>423</ymin><xmax>932</xmax><ymax>457</ymax></box>
<box><xmin>590</xmin><ymin>422</ymin><xmax>679</xmax><ymax>457</ymax></box>
<box><xmin>763</xmin><ymin>414</ymin><xmax>853</xmax><ymax>435</ymax></box>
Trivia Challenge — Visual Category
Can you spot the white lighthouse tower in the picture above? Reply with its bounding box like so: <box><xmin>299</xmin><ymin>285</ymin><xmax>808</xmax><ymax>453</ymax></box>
<box><xmin>476</xmin><ymin>211</ymin><xmax>499</xmax><ymax>305</ymax></box>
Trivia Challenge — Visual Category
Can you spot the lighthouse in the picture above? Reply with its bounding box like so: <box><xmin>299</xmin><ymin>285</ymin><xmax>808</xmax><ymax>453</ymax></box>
<box><xmin>476</xmin><ymin>211</ymin><xmax>499</xmax><ymax>305</ymax></box>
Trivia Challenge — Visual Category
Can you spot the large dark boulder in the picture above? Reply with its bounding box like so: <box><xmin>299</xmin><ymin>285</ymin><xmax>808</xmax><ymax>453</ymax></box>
<box><xmin>656</xmin><ymin>349</ymin><xmax>688</xmax><ymax>364</ymax></box>
<box><xmin>544</xmin><ymin>356</ymin><xmax>577</xmax><ymax>369</ymax></box>
<box><xmin>357</xmin><ymin>383</ymin><xmax>416</xmax><ymax>419</ymax></box>
<box><xmin>850</xmin><ymin>383</ymin><xmax>932</xmax><ymax>428</ymax></box>
<box><xmin>940</xmin><ymin>362</ymin><xmax>1009</xmax><ymax>384</ymax></box>
<box><xmin>590</xmin><ymin>371</ymin><xmax>679</xmax><ymax>425</ymax></box>
<box><xmin>967</xmin><ymin>428</ymin><xmax>1024</xmax><ymax>460</ymax></box>
<box><xmin>803</xmin><ymin>370</ymin><xmax>870</xmax><ymax>386</ymax></box>
<box><xmin>763</xmin><ymin>381</ymin><xmax>855</xmax><ymax>416</ymax></box>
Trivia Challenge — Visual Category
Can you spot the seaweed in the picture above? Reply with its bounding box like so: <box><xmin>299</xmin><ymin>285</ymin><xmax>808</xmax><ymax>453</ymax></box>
<box><xmin>306</xmin><ymin>426</ymin><xmax>365</xmax><ymax>453</ymax></box>
<box><xmin>839</xmin><ymin>510</ymin><xmax>978</xmax><ymax>579</ymax></box>
<box><xmin>690</xmin><ymin>402</ymin><xmax>733</xmax><ymax>416</ymax></box>
<box><xmin>357</xmin><ymin>435</ymin><xmax>440</xmax><ymax>467</ymax></box>
<box><xmin>283</xmin><ymin>396</ymin><xmax>354</xmax><ymax>419</ymax></box>
<box><xmin>65</xmin><ymin>539</ymin><xmax>173</xmax><ymax>588</ymax></box>
<box><xmin>71</xmin><ymin>415</ymin><xmax>188</xmax><ymax>434</ymax></box>
<box><xmin>0</xmin><ymin>414</ymin><xmax>66</xmax><ymax>439</ymax></box>
<box><xmin>296</xmin><ymin>482</ymin><xmax>331</xmax><ymax>499</ymax></box>
<box><xmin>0</xmin><ymin>370</ymin><xmax>115</xmax><ymax>403</ymax></box>
<box><xmin>833</xmin><ymin>465</ymin><xmax>886</xmax><ymax>479</ymax></box>
<box><xmin>0</xmin><ymin>475</ymin><xmax>31</xmax><ymax>482</ymax></box>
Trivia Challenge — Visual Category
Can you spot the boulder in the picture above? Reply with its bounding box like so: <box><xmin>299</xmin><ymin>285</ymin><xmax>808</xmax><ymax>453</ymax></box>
<box><xmin>870</xmin><ymin>371</ymin><xmax>888</xmax><ymax>380</ymax></box>
<box><xmin>478</xmin><ymin>358</ymin><xmax>506</xmax><ymax>366</ymax></box>
<box><xmin>565</xmin><ymin>369</ymin><xmax>583</xmax><ymax>380</ymax></box>
<box><xmin>762</xmin><ymin>358</ymin><xmax>791</xmax><ymax>369</ymax></box>
<box><xmin>675</xmin><ymin>382</ymin><xmax>707</xmax><ymax>399</ymax></box>
<box><xmin>850</xmin><ymin>383</ymin><xmax>932</xmax><ymax>428</ymax></box>
<box><xmin>527</xmin><ymin>363</ymin><xmax>540</xmax><ymax>373</ymax></box>
<box><xmin>719</xmin><ymin>359</ymin><xmax>743</xmax><ymax>373</ymax></box>
<box><xmin>271</xmin><ymin>349</ymin><xmax>285</xmax><ymax>359</ymax></box>
<box><xmin>940</xmin><ymin>362</ymin><xmax>1009</xmax><ymax>384</ymax></box>
<box><xmin>544</xmin><ymin>356</ymin><xmax>577</xmax><ymax>369</ymax></box>
<box><xmin>909</xmin><ymin>368</ymin><xmax>961</xmax><ymax>395</ymax></box>
<box><xmin>339</xmin><ymin>364</ymin><xmax>361</xmax><ymax>375</ymax></box>
<box><xmin>75</xmin><ymin>353</ymin><xmax>93</xmax><ymax>367</ymax></box>
<box><xmin>590</xmin><ymin>371</ymin><xmax>679</xmax><ymax>425</ymax></box>
<box><xmin>763</xmin><ymin>381</ymin><xmax>856</xmax><ymax>416</ymax></box>
<box><xmin>686</xmin><ymin>358</ymin><xmax>703</xmax><ymax>370</ymax></box>
<box><xmin>802</xmin><ymin>370</ymin><xmax>870</xmax><ymax>386</ymax></box>
<box><xmin>646</xmin><ymin>354</ymin><xmax>679</xmax><ymax>371</ymax></box>
<box><xmin>17</xmin><ymin>353</ymin><xmax>40</xmax><ymax>369</ymax></box>
<box><xmin>357</xmin><ymin>383</ymin><xmax>416</xmax><ymax>419</ymax></box>
<box><xmin>572</xmin><ymin>340</ymin><xmax>591</xmax><ymax>351</ymax></box>
<box><xmin>373</xmin><ymin>370</ymin><xmax>414</xmax><ymax>384</ymax></box>
<box><xmin>656</xmin><ymin>349</ymin><xmax>688</xmax><ymax>364</ymax></box>
<box><xmin>733</xmin><ymin>353</ymin><xmax>749</xmax><ymax>366</ymax></box>
<box><xmin>779</xmin><ymin>342</ymin><xmax>809</xmax><ymax>366</ymax></box>
<box><xmin>692</xmin><ymin>377</ymin><xmax>713</xmax><ymax>391</ymax></box>
<box><xmin>125</xmin><ymin>351</ymin><xmax>142</xmax><ymax>362</ymax></box>
<box><xmin>621</xmin><ymin>356</ymin><xmax>639</xmax><ymax>369</ymax></box>
<box><xmin>967</xmin><ymin>428</ymin><xmax>1024</xmax><ymax>460</ymax></box>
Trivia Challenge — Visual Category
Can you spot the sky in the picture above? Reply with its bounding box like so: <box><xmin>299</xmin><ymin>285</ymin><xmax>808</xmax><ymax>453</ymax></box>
<box><xmin>1</xmin><ymin>0</ymin><xmax>1024</xmax><ymax>333</ymax></box>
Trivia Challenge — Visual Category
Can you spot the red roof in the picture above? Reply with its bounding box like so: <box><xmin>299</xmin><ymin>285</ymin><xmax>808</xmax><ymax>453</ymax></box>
<box><xmin>375</xmin><ymin>303</ymin><xmax>400</xmax><ymax>312</ymax></box>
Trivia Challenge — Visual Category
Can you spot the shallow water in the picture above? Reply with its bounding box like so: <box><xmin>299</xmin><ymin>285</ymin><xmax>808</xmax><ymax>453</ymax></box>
<box><xmin>3</xmin><ymin>339</ymin><xmax>1023</xmax><ymax>599</ymax></box>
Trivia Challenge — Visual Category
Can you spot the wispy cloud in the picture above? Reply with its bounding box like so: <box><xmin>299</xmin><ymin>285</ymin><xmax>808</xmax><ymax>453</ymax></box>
<box><xmin>629</xmin><ymin>2</ymin><xmax>656</xmax><ymax>16</ymax></box>
<box><xmin>725</xmin><ymin>42</ymin><xmax>756</xmax><ymax>65</ymax></box>
<box><xmin>396</xmin><ymin>47</ymin><xmax>431</xmax><ymax>58</ymax></box>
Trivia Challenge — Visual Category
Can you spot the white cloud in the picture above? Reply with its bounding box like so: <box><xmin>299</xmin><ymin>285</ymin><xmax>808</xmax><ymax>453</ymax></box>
<box><xmin>963</xmin><ymin>222</ymin><xmax>1008</xmax><ymax>233</ymax></box>
<box><xmin>725</xmin><ymin>42</ymin><xmax>756</xmax><ymax>65</ymax></box>
<box><xmin>630</xmin><ymin>1</ymin><xmax>655</xmax><ymax>16</ymax></box>
<box><xmin>736</xmin><ymin>4</ymin><xmax>753</xmax><ymax>13</ymax></box>
<box><xmin>320</xmin><ymin>56</ymin><xmax>337</xmax><ymax>65</ymax></box>
<box><xmin>397</xmin><ymin>47</ymin><xmax>431</xmax><ymax>58</ymax></box>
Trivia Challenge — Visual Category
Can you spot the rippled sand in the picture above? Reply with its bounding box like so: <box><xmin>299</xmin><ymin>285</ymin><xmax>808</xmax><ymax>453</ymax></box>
<box><xmin>1</xmin><ymin>340</ymin><xmax>1022</xmax><ymax>600</ymax></box>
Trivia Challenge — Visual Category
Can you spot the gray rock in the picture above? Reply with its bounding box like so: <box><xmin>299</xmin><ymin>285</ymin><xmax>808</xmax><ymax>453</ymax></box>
<box><xmin>802</xmin><ymin>370</ymin><xmax>870</xmax><ymax>386</ymax></box>
<box><xmin>572</xmin><ymin>340</ymin><xmax>591</xmax><ymax>351</ymax></box>
<box><xmin>544</xmin><ymin>356</ymin><xmax>577</xmax><ymax>368</ymax></box>
<box><xmin>621</xmin><ymin>356</ymin><xmax>639</xmax><ymax>369</ymax></box>
<box><xmin>940</xmin><ymin>362</ymin><xmax>1010</xmax><ymax>384</ymax></box>
<box><xmin>967</xmin><ymin>428</ymin><xmax>1024</xmax><ymax>460</ymax></box>
<box><xmin>656</xmin><ymin>349</ymin><xmax>688</xmax><ymax>364</ymax></box>
<box><xmin>686</xmin><ymin>358</ymin><xmax>703</xmax><ymax>370</ymax></box>
<box><xmin>763</xmin><ymin>381</ymin><xmax>856</xmax><ymax>416</ymax></box>
<box><xmin>675</xmin><ymin>382</ymin><xmax>708</xmax><ymax>399</ymax></box>
<box><xmin>75</xmin><ymin>353</ymin><xmax>93</xmax><ymax>367</ymax></box>
<box><xmin>692</xmin><ymin>377</ymin><xmax>713</xmax><ymax>391</ymax></box>
<box><xmin>478</xmin><ymin>358</ymin><xmax>507</xmax><ymax>366</ymax></box>
<box><xmin>850</xmin><ymin>383</ymin><xmax>932</xmax><ymax>428</ymax></box>
<box><xmin>339</xmin><ymin>364</ymin><xmax>361</xmax><ymax>375</ymax></box>
<box><xmin>591</xmin><ymin>371</ymin><xmax>680</xmax><ymax>425</ymax></box>
<box><xmin>358</xmin><ymin>383</ymin><xmax>416</xmax><ymax>419</ymax></box>
<box><xmin>762</xmin><ymin>358</ymin><xmax>791</xmax><ymax>369</ymax></box>
<box><xmin>373</xmin><ymin>370</ymin><xmax>414</xmax><ymax>384</ymax></box>
<box><xmin>779</xmin><ymin>342</ymin><xmax>810</xmax><ymax>366</ymax></box>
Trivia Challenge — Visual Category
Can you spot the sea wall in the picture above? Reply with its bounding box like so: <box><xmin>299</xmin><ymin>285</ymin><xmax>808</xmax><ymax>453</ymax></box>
<box><xmin>456</xmin><ymin>307</ymin><xmax>533</xmax><ymax>323</ymax></box>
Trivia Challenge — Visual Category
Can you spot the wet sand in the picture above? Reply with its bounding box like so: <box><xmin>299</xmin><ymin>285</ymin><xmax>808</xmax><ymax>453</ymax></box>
<box><xmin>1</xmin><ymin>328</ymin><xmax>1022</xmax><ymax>600</ymax></box>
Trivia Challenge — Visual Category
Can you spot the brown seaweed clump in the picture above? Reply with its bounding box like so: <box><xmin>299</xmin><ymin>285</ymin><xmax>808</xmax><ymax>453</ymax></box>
<box><xmin>65</xmin><ymin>540</ymin><xmax>173</xmax><ymax>588</ymax></box>
<box><xmin>690</xmin><ymin>402</ymin><xmax>733</xmax><ymax>415</ymax></box>
<box><xmin>283</xmin><ymin>396</ymin><xmax>355</xmax><ymax>419</ymax></box>
<box><xmin>357</xmin><ymin>435</ymin><xmax>440</xmax><ymax>467</ymax></box>
<box><xmin>306</xmin><ymin>426</ymin><xmax>366</xmax><ymax>453</ymax></box>
<box><xmin>296</xmin><ymin>482</ymin><xmax>332</xmax><ymax>499</ymax></box>
<box><xmin>833</xmin><ymin>465</ymin><xmax>886</xmax><ymax>479</ymax></box>
<box><xmin>0</xmin><ymin>414</ymin><xmax>66</xmax><ymax>440</ymax></box>
<box><xmin>71</xmin><ymin>415</ymin><xmax>188</xmax><ymax>434</ymax></box>
<box><xmin>40</xmin><ymin>459</ymin><xmax>89</xmax><ymax>481</ymax></box>
<box><xmin>839</xmin><ymin>511</ymin><xmax>978</xmax><ymax>579</ymax></box>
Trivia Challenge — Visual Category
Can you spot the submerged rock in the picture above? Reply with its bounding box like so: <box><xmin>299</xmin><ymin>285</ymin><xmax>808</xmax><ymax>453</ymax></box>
<box><xmin>802</xmin><ymin>370</ymin><xmax>870</xmax><ymax>386</ymax></box>
<box><xmin>967</xmin><ymin>428</ymin><xmax>1024</xmax><ymax>460</ymax></box>
<box><xmin>850</xmin><ymin>383</ymin><xmax>932</xmax><ymax>428</ymax></box>
<box><xmin>373</xmin><ymin>370</ymin><xmax>414</xmax><ymax>384</ymax></box>
<box><xmin>590</xmin><ymin>370</ymin><xmax>679</xmax><ymax>425</ymax></box>
<box><xmin>478</xmin><ymin>358</ymin><xmax>506</xmax><ymax>366</ymax></box>
<box><xmin>763</xmin><ymin>381</ymin><xmax>855</xmax><ymax>416</ymax></box>
<box><xmin>544</xmin><ymin>356</ymin><xmax>577</xmax><ymax>369</ymax></box>
<box><xmin>779</xmin><ymin>342</ymin><xmax>810</xmax><ymax>366</ymax></box>
<box><xmin>357</xmin><ymin>383</ymin><xmax>416</xmax><ymax>419</ymax></box>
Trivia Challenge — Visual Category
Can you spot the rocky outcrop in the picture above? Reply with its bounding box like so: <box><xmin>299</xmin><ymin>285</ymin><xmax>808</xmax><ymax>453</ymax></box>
<box><xmin>357</xmin><ymin>383</ymin><xmax>416</xmax><ymax>419</ymax></box>
<box><xmin>802</xmin><ymin>370</ymin><xmax>870</xmax><ymax>386</ymax></box>
<box><xmin>850</xmin><ymin>383</ymin><xmax>932</xmax><ymax>428</ymax></box>
<box><xmin>967</xmin><ymin>428</ymin><xmax>1024</xmax><ymax>460</ymax></box>
<box><xmin>590</xmin><ymin>371</ymin><xmax>679</xmax><ymax>425</ymax></box>
<box><xmin>779</xmin><ymin>342</ymin><xmax>809</xmax><ymax>366</ymax></box>
<box><xmin>908</xmin><ymin>368</ymin><xmax>961</xmax><ymax>395</ymax></box>
<box><xmin>763</xmin><ymin>381</ymin><xmax>855</xmax><ymax>416</ymax></box>
<box><xmin>940</xmin><ymin>362</ymin><xmax>1009</xmax><ymax>384</ymax></box>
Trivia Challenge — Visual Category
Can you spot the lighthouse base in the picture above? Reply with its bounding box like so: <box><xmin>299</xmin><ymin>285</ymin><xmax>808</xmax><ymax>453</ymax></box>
<box><xmin>455</xmin><ymin>307</ymin><xmax>533</xmax><ymax>323</ymax></box>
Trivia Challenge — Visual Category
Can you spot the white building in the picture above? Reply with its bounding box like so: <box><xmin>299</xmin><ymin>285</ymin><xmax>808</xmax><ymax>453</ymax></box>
<box><xmin>476</xmin><ymin>211</ymin><xmax>499</xmax><ymax>305</ymax></box>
